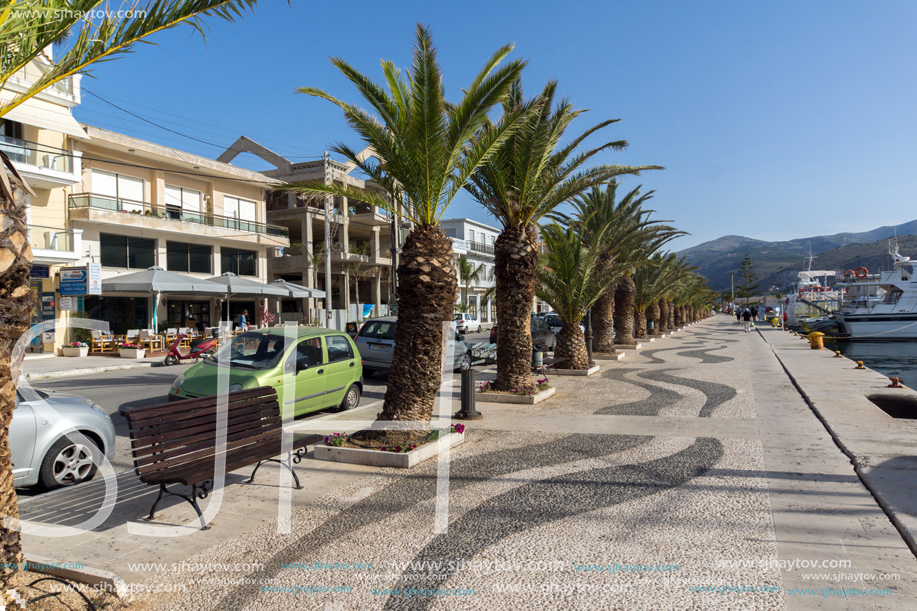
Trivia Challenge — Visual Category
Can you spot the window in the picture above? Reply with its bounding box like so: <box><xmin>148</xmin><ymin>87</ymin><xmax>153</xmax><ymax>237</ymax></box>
<box><xmin>221</xmin><ymin>247</ymin><xmax>257</xmax><ymax>276</ymax></box>
<box><xmin>92</xmin><ymin>170</ymin><xmax>144</xmax><ymax>212</ymax></box>
<box><xmin>100</xmin><ymin>233</ymin><xmax>155</xmax><ymax>269</ymax></box>
<box><xmin>326</xmin><ymin>335</ymin><xmax>354</xmax><ymax>363</ymax></box>
<box><xmin>0</xmin><ymin>120</ymin><xmax>23</xmax><ymax>140</ymax></box>
<box><xmin>165</xmin><ymin>185</ymin><xmax>203</xmax><ymax>221</ymax></box>
<box><xmin>295</xmin><ymin>338</ymin><xmax>323</xmax><ymax>369</ymax></box>
<box><xmin>224</xmin><ymin>196</ymin><xmax>256</xmax><ymax>222</ymax></box>
<box><xmin>358</xmin><ymin>320</ymin><xmax>396</xmax><ymax>340</ymax></box>
<box><xmin>468</xmin><ymin>229</ymin><xmax>475</xmax><ymax>243</ymax></box>
<box><xmin>443</xmin><ymin>228</ymin><xmax>456</xmax><ymax>238</ymax></box>
<box><xmin>167</xmin><ymin>241</ymin><xmax>212</xmax><ymax>274</ymax></box>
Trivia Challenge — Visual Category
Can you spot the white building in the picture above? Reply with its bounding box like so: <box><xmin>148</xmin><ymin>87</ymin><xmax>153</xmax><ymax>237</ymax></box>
<box><xmin>440</xmin><ymin>218</ymin><xmax>498</xmax><ymax>324</ymax></box>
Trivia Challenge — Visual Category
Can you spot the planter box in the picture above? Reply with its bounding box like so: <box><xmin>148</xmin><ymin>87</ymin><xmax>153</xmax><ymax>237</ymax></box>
<box><xmin>554</xmin><ymin>365</ymin><xmax>600</xmax><ymax>376</ymax></box>
<box><xmin>314</xmin><ymin>432</ymin><xmax>464</xmax><ymax>468</ymax></box>
<box><xmin>118</xmin><ymin>348</ymin><xmax>146</xmax><ymax>359</ymax></box>
<box><xmin>61</xmin><ymin>347</ymin><xmax>89</xmax><ymax>358</ymax></box>
<box><xmin>614</xmin><ymin>343</ymin><xmax>642</xmax><ymax>350</ymax></box>
<box><xmin>477</xmin><ymin>386</ymin><xmax>556</xmax><ymax>405</ymax></box>
<box><xmin>593</xmin><ymin>352</ymin><xmax>625</xmax><ymax>361</ymax></box>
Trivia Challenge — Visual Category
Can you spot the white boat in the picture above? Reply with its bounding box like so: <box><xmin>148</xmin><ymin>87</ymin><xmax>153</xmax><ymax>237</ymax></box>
<box><xmin>835</xmin><ymin>242</ymin><xmax>917</xmax><ymax>340</ymax></box>
<box><xmin>784</xmin><ymin>252</ymin><xmax>842</xmax><ymax>328</ymax></box>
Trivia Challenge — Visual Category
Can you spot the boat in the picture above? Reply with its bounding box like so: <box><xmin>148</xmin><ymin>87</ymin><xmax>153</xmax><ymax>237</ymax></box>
<box><xmin>783</xmin><ymin>251</ymin><xmax>842</xmax><ymax>329</ymax></box>
<box><xmin>834</xmin><ymin>241</ymin><xmax>917</xmax><ymax>340</ymax></box>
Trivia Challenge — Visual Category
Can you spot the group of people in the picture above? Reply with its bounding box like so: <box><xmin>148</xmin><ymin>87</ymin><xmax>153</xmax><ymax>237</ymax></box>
<box><xmin>735</xmin><ymin>306</ymin><xmax>762</xmax><ymax>332</ymax></box>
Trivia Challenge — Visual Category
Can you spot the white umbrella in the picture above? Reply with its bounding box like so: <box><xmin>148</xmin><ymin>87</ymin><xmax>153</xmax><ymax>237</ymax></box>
<box><xmin>270</xmin><ymin>279</ymin><xmax>326</xmax><ymax>299</ymax></box>
<box><xmin>207</xmin><ymin>272</ymin><xmax>289</xmax><ymax>325</ymax></box>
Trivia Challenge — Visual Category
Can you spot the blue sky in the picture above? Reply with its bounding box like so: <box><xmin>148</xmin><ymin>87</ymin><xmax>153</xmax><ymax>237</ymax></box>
<box><xmin>71</xmin><ymin>0</ymin><xmax>917</xmax><ymax>250</ymax></box>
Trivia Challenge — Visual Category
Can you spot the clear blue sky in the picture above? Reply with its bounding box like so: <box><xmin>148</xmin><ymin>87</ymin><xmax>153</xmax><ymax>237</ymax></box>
<box><xmin>71</xmin><ymin>0</ymin><xmax>917</xmax><ymax>250</ymax></box>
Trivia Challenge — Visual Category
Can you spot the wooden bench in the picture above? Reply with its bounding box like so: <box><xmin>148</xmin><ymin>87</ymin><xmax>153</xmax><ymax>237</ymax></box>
<box><xmin>120</xmin><ymin>387</ymin><xmax>321</xmax><ymax>529</ymax></box>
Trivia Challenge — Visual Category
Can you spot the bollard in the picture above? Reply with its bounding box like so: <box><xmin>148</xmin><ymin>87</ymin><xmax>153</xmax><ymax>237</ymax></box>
<box><xmin>454</xmin><ymin>368</ymin><xmax>482</xmax><ymax>420</ymax></box>
<box><xmin>834</xmin><ymin>350</ymin><xmax>842</xmax><ymax>358</ymax></box>
<box><xmin>806</xmin><ymin>331</ymin><xmax>825</xmax><ymax>350</ymax></box>
<box><xmin>855</xmin><ymin>361</ymin><xmax>865</xmax><ymax>369</ymax></box>
<box><xmin>888</xmin><ymin>377</ymin><xmax>903</xmax><ymax>388</ymax></box>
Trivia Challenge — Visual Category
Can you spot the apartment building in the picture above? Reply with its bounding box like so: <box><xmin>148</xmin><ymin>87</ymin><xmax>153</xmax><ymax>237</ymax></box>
<box><xmin>219</xmin><ymin>137</ymin><xmax>399</xmax><ymax>327</ymax></box>
<box><xmin>440</xmin><ymin>218</ymin><xmax>497</xmax><ymax>323</ymax></box>
<box><xmin>2</xmin><ymin>55</ymin><xmax>88</xmax><ymax>351</ymax></box>
<box><xmin>64</xmin><ymin>127</ymin><xmax>288</xmax><ymax>338</ymax></box>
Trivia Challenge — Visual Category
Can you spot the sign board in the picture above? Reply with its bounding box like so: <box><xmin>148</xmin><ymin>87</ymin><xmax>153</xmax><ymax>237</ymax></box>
<box><xmin>60</xmin><ymin>263</ymin><xmax>102</xmax><ymax>296</ymax></box>
<box><xmin>31</xmin><ymin>265</ymin><xmax>50</xmax><ymax>279</ymax></box>
<box><xmin>59</xmin><ymin>296</ymin><xmax>74</xmax><ymax>311</ymax></box>
<box><xmin>41</xmin><ymin>294</ymin><xmax>55</xmax><ymax>318</ymax></box>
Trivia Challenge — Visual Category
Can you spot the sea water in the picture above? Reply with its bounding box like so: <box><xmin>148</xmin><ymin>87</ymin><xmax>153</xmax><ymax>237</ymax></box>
<box><xmin>831</xmin><ymin>340</ymin><xmax>917</xmax><ymax>389</ymax></box>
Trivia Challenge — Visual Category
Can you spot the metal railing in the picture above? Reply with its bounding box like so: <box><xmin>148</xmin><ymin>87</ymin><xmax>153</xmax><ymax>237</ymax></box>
<box><xmin>468</xmin><ymin>241</ymin><xmax>495</xmax><ymax>255</ymax></box>
<box><xmin>0</xmin><ymin>136</ymin><xmax>73</xmax><ymax>173</ymax></box>
<box><xmin>28</xmin><ymin>225</ymin><xmax>72</xmax><ymax>251</ymax></box>
<box><xmin>69</xmin><ymin>193</ymin><xmax>289</xmax><ymax>238</ymax></box>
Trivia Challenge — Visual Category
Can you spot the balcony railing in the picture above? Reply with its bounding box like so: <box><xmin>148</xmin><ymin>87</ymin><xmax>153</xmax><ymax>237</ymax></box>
<box><xmin>69</xmin><ymin>193</ymin><xmax>289</xmax><ymax>238</ymax></box>
<box><xmin>0</xmin><ymin>136</ymin><xmax>72</xmax><ymax>173</ymax></box>
<box><xmin>28</xmin><ymin>225</ymin><xmax>72</xmax><ymax>251</ymax></box>
<box><xmin>468</xmin><ymin>241</ymin><xmax>495</xmax><ymax>255</ymax></box>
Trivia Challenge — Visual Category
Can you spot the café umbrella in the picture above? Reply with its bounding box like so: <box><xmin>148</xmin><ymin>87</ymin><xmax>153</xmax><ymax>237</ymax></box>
<box><xmin>269</xmin><ymin>279</ymin><xmax>326</xmax><ymax>299</ymax></box>
<box><xmin>206</xmin><ymin>272</ymin><xmax>289</xmax><ymax>326</ymax></box>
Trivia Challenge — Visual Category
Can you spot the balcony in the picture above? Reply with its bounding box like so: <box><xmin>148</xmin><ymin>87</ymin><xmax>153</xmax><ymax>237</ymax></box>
<box><xmin>28</xmin><ymin>225</ymin><xmax>83</xmax><ymax>265</ymax></box>
<box><xmin>69</xmin><ymin>194</ymin><xmax>289</xmax><ymax>245</ymax></box>
<box><xmin>1</xmin><ymin>136</ymin><xmax>78</xmax><ymax>189</ymax></box>
<box><xmin>468</xmin><ymin>241</ymin><xmax>495</xmax><ymax>255</ymax></box>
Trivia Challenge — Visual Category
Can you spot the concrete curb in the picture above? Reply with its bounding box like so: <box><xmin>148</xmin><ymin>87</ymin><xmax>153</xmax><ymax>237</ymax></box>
<box><xmin>25</xmin><ymin>553</ymin><xmax>128</xmax><ymax>598</ymax></box>
<box><xmin>24</xmin><ymin>361</ymin><xmax>154</xmax><ymax>380</ymax></box>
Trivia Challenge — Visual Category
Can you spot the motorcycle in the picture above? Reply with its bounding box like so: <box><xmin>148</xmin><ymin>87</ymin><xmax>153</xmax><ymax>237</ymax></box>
<box><xmin>163</xmin><ymin>333</ymin><xmax>219</xmax><ymax>366</ymax></box>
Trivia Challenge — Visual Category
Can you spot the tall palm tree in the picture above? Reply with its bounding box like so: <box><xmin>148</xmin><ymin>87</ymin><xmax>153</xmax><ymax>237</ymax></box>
<box><xmin>560</xmin><ymin>182</ymin><xmax>680</xmax><ymax>352</ymax></box>
<box><xmin>455</xmin><ymin>255</ymin><xmax>484</xmax><ymax>310</ymax></box>
<box><xmin>281</xmin><ymin>25</ymin><xmax>524</xmax><ymax>444</ymax></box>
<box><xmin>0</xmin><ymin>0</ymin><xmax>259</xmax><ymax>577</ymax></box>
<box><xmin>536</xmin><ymin>223</ymin><xmax>622</xmax><ymax>369</ymax></box>
<box><xmin>466</xmin><ymin>80</ymin><xmax>660</xmax><ymax>391</ymax></box>
<box><xmin>633</xmin><ymin>253</ymin><xmax>682</xmax><ymax>338</ymax></box>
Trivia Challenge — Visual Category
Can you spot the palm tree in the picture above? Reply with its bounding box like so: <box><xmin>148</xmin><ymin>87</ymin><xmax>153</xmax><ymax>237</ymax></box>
<box><xmin>466</xmin><ymin>80</ymin><xmax>660</xmax><ymax>391</ymax></box>
<box><xmin>633</xmin><ymin>253</ymin><xmax>689</xmax><ymax>337</ymax></box>
<box><xmin>455</xmin><ymin>255</ymin><xmax>485</xmax><ymax>311</ymax></box>
<box><xmin>281</xmin><ymin>25</ymin><xmax>524</xmax><ymax>444</ymax></box>
<box><xmin>0</xmin><ymin>0</ymin><xmax>258</xmax><ymax>577</ymax></box>
<box><xmin>536</xmin><ymin>223</ymin><xmax>622</xmax><ymax>369</ymax></box>
<box><xmin>559</xmin><ymin>182</ymin><xmax>680</xmax><ymax>352</ymax></box>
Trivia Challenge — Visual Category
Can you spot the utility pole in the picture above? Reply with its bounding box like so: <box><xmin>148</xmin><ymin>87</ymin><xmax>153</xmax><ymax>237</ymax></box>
<box><xmin>323</xmin><ymin>151</ymin><xmax>333</xmax><ymax>328</ymax></box>
<box><xmin>731</xmin><ymin>270</ymin><xmax>735</xmax><ymax>304</ymax></box>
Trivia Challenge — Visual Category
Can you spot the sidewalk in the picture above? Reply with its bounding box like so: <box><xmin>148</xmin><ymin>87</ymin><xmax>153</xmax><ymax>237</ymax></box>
<box><xmin>18</xmin><ymin>317</ymin><xmax>917</xmax><ymax>610</ymax></box>
<box><xmin>21</xmin><ymin>354</ymin><xmax>157</xmax><ymax>380</ymax></box>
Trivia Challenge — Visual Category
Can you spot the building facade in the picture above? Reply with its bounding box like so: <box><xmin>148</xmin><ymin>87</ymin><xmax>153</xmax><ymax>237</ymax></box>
<box><xmin>439</xmin><ymin>218</ymin><xmax>498</xmax><ymax>324</ymax></box>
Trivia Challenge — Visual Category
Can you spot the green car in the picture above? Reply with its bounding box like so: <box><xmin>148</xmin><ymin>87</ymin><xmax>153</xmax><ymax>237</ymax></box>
<box><xmin>169</xmin><ymin>327</ymin><xmax>363</xmax><ymax>416</ymax></box>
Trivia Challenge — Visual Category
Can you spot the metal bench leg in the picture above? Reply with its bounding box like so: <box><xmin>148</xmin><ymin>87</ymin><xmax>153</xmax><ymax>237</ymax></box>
<box><xmin>146</xmin><ymin>481</ymin><xmax>213</xmax><ymax>530</ymax></box>
<box><xmin>247</xmin><ymin>448</ymin><xmax>306</xmax><ymax>489</ymax></box>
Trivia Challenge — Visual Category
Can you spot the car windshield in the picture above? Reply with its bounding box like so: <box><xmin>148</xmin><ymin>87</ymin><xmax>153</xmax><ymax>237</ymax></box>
<box><xmin>544</xmin><ymin>315</ymin><xmax>562</xmax><ymax>326</ymax></box>
<box><xmin>211</xmin><ymin>332</ymin><xmax>290</xmax><ymax>370</ymax></box>
<box><xmin>360</xmin><ymin>320</ymin><xmax>396</xmax><ymax>340</ymax></box>
<box><xmin>453</xmin><ymin>314</ymin><xmax>463</xmax><ymax>321</ymax></box>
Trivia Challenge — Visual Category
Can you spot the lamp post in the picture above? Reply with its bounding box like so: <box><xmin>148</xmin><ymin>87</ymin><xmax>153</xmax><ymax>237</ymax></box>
<box><xmin>585</xmin><ymin>308</ymin><xmax>594</xmax><ymax>367</ymax></box>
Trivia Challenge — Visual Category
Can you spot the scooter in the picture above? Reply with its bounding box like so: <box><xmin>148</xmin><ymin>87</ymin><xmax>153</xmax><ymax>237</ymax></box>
<box><xmin>163</xmin><ymin>333</ymin><xmax>219</xmax><ymax>366</ymax></box>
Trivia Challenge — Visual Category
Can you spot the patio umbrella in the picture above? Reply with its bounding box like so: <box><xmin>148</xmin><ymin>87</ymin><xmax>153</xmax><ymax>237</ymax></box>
<box><xmin>270</xmin><ymin>279</ymin><xmax>326</xmax><ymax>299</ymax></box>
<box><xmin>207</xmin><ymin>272</ymin><xmax>289</xmax><ymax>325</ymax></box>
<box><xmin>102</xmin><ymin>266</ymin><xmax>227</xmax><ymax>329</ymax></box>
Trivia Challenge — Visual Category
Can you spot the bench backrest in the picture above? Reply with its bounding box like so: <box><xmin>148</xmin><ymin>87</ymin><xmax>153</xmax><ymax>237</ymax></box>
<box><xmin>121</xmin><ymin>387</ymin><xmax>282</xmax><ymax>482</ymax></box>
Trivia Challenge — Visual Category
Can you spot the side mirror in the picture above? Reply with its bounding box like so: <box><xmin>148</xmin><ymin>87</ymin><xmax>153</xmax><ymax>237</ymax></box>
<box><xmin>296</xmin><ymin>360</ymin><xmax>309</xmax><ymax>372</ymax></box>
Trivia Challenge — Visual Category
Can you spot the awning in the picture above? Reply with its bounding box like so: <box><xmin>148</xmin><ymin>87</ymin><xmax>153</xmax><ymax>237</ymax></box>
<box><xmin>2</xmin><ymin>97</ymin><xmax>88</xmax><ymax>140</ymax></box>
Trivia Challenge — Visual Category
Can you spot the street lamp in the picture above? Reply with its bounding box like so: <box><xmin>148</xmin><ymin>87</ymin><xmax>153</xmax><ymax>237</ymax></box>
<box><xmin>585</xmin><ymin>308</ymin><xmax>594</xmax><ymax>367</ymax></box>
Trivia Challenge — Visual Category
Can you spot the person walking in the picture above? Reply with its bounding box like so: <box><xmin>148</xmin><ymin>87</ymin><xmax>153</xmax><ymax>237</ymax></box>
<box><xmin>751</xmin><ymin>305</ymin><xmax>759</xmax><ymax>321</ymax></box>
<box><xmin>736</xmin><ymin>308</ymin><xmax>742</xmax><ymax>323</ymax></box>
<box><xmin>741</xmin><ymin>308</ymin><xmax>752</xmax><ymax>332</ymax></box>
<box><xmin>239</xmin><ymin>309</ymin><xmax>250</xmax><ymax>332</ymax></box>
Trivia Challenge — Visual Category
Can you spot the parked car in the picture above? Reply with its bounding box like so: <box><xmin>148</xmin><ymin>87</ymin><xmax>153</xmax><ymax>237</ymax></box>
<box><xmin>13</xmin><ymin>388</ymin><xmax>116</xmax><ymax>490</ymax></box>
<box><xmin>489</xmin><ymin>315</ymin><xmax>557</xmax><ymax>351</ymax></box>
<box><xmin>454</xmin><ymin>313</ymin><xmax>482</xmax><ymax>334</ymax></box>
<box><xmin>356</xmin><ymin>316</ymin><xmax>472</xmax><ymax>376</ymax></box>
<box><xmin>541</xmin><ymin>313</ymin><xmax>586</xmax><ymax>334</ymax></box>
<box><xmin>169</xmin><ymin>327</ymin><xmax>363</xmax><ymax>414</ymax></box>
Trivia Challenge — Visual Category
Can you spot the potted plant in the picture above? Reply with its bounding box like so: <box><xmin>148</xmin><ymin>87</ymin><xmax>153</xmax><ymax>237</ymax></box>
<box><xmin>118</xmin><ymin>343</ymin><xmax>146</xmax><ymax>359</ymax></box>
<box><xmin>61</xmin><ymin>341</ymin><xmax>89</xmax><ymax>357</ymax></box>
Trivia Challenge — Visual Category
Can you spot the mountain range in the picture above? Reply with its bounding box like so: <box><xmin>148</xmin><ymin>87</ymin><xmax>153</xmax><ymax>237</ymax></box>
<box><xmin>677</xmin><ymin>220</ymin><xmax>917</xmax><ymax>293</ymax></box>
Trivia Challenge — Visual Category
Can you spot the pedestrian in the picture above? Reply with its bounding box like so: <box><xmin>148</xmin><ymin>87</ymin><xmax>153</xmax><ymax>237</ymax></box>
<box><xmin>239</xmin><ymin>309</ymin><xmax>250</xmax><ymax>332</ymax></box>
<box><xmin>736</xmin><ymin>308</ymin><xmax>742</xmax><ymax>323</ymax></box>
<box><xmin>751</xmin><ymin>305</ymin><xmax>759</xmax><ymax>321</ymax></box>
<box><xmin>741</xmin><ymin>308</ymin><xmax>752</xmax><ymax>332</ymax></box>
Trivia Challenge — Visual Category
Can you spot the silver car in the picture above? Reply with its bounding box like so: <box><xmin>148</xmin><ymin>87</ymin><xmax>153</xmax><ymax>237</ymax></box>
<box><xmin>13</xmin><ymin>388</ymin><xmax>116</xmax><ymax>490</ymax></box>
<box><xmin>356</xmin><ymin>317</ymin><xmax>472</xmax><ymax>376</ymax></box>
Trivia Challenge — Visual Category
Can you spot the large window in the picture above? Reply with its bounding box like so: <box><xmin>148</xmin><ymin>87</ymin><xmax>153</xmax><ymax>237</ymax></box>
<box><xmin>221</xmin><ymin>247</ymin><xmax>257</xmax><ymax>276</ymax></box>
<box><xmin>224</xmin><ymin>196</ymin><xmax>256</xmax><ymax>222</ymax></box>
<box><xmin>165</xmin><ymin>185</ymin><xmax>203</xmax><ymax>221</ymax></box>
<box><xmin>92</xmin><ymin>170</ymin><xmax>145</xmax><ymax>212</ymax></box>
<box><xmin>100</xmin><ymin>233</ymin><xmax>155</xmax><ymax>269</ymax></box>
<box><xmin>167</xmin><ymin>241</ymin><xmax>212</xmax><ymax>274</ymax></box>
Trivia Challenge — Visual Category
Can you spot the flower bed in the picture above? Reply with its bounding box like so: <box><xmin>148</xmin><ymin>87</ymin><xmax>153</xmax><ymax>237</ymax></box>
<box><xmin>475</xmin><ymin>378</ymin><xmax>555</xmax><ymax>405</ymax></box>
<box><xmin>62</xmin><ymin>342</ymin><xmax>89</xmax><ymax>357</ymax></box>
<box><xmin>477</xmin><ymin>377</ymin><xmax>550</xmax><ymax>396</ymax></box>
<box><xmin>314</xmin><ymin>425</ymin><xmax>467</xmax><ymax>468</ymax></box>
<box><xmin>118</xmin><ymin>343</ymin><xmax>146</xmax><ymax>359</ymax></box>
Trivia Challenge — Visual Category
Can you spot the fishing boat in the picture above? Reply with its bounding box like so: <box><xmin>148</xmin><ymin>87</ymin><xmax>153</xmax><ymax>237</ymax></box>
<box><xmin>784</xmin><ymin>252</ymin><xmax>842</xmax><ymax>329</ymax></box>
<box><xmin>834</xmin><ymin>241</ymin><xmax>917</xmax><ymax>340</ymax></box>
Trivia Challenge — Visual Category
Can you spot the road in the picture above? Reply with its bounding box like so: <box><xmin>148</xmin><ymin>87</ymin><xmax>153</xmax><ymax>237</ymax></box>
<box><xmin>23</xmin><ymin>329</ymin><xmax>491</xmax><ymax>496</ymax></box>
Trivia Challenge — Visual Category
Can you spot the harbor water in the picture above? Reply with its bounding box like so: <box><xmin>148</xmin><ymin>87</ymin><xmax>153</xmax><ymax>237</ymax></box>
<box><xmin>831</xmin><ymin>340</ymin><xmax>917</xmax><ymax>389</ymax></box>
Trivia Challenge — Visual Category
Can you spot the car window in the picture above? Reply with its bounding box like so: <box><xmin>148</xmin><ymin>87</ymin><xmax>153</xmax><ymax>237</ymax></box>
<box><xmin>326</xmin><ymin>335</ymin><xmax>354</xmax><ymax>363</ymax></box>
<box><xmin>359</xmin><ymin>320</ymin><xmax>396</xmax><ymax>340</ymax></box>
<box><xmin>214</xmin><ymin>332</ymin><xmax>290</xmax><ymax>370</ymax></box>
<box><xmin>295</xmin><ymin>338</ymin><xmax>324</xmax><ymax>368</ymax></box>
<box><xmin>453</xmin><ymin>314</ymin><xmax>463</xmax><ymax>321</ymax></box>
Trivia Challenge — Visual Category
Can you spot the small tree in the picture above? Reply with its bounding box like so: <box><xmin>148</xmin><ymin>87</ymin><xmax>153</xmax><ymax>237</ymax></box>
<box><xmin>455</xmin><ymin>255</ymin><xmax>485</xmax><ymax>310</ymax></box>
<box><xmin>737</xmin><ymin>253</ymin><xmax>759</xmax><ymax>300</ymax></box>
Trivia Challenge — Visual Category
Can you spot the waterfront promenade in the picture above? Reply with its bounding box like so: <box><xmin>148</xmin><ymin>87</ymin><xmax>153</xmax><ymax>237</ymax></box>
<box><xmin>20</xmin><ymin>317</ymin><xmax>917</xmax><ymax>610</ymax></box>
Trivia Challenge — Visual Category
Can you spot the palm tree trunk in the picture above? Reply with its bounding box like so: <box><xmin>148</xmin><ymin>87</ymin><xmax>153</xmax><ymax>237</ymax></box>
<box><xmin>657</xmin><ymin>300</ymin><xmax>668</xmax><ymax>334</ymax></box>
<box><xmin>592</xmin><ymin>287</ymin><xmax>615</xmax><ymax>352</ymax></box>
<box><xmin>554</xmin><ymin>323</ymin><xmax>589</xmax><ymax>370</ymax></box>
<box><xmin>667</xmin><ymin>300</ymin><xmax>675</xmax><ymax>329</ymax></box>
<box><xmin>613</xmin><ymin>276</ymin><xmax>636</xmax><ymax>345</ymax></box>
<box><xmin>356</xmin><ymin>226</ymin><xmax>456</xmax><ymax>446</ymax></box>
<box><xmin>0</xmin><ymin>189</ymin><xmax>30</xmax><ymax>574</ymax></box>
<box><xmin>635</xmin><ymin>308</ymin><xmax>647</xmax><ymax>338</ymax></box>
<box><xmin>647</xmin><ymin>301</ymin><xmax>660</xmax><ymax>335</ymax></box>
<box><xmin>493</xmin><ymin>227</ymin><xmax>537</xmax><ymax>392</ymax></box>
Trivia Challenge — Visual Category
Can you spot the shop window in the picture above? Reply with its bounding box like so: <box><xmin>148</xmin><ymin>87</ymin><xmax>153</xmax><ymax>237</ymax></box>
<box><xmin>221</xmin><ymin>247</ymin><xmax>257</xmax><ymax>276</ymax></box>
<box><xmin>100</xmin><ymin>233</ymin><xmax>155</xmax><ymax>269</ymax></box>
<box><xmin>167</xmin><ymin>241</ymin><xmax>212</xmax><ymax>274</ymax></box>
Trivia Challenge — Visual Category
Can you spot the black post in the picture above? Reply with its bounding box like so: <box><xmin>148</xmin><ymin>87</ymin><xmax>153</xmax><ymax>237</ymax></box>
<box><xmin>454</xmin><ymin>368</ymin><xmax>482</xmax><ymax>420</ymax></box>
<box><xmin>585</xmin><ymin>309</ymin><xmax>594</xmax><ymax>367</ymax></box>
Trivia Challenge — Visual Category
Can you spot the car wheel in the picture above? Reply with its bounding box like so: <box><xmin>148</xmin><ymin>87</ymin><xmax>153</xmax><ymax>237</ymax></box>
<box><xmin>38</xmin><ymin>435</ymin><xmax>100</xmax><ymax>490</ymax></box>
<box><xmin>340</xmin><ymin>384</ymin><xmax>361</xmax><ymax>411</ymax></box>
<box><xmin>164</xmin><ymin>354</ymin><xmax>178</xmax><ymax>366</ymax></box>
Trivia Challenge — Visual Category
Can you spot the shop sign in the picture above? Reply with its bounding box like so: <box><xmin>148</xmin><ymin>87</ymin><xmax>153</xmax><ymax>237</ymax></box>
<box><xmin>31</xmin><ymin>265</ymin><xmax>50</xmax><ymax>279</ymax></box>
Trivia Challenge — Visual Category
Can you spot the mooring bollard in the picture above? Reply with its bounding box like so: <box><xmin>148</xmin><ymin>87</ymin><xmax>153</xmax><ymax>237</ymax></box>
<box><xmin>888</xmin><ymin>377</ymin><xmax>903</xmax><ymax>388</ymax></box>
<box><xmin>834</xmin><ymin>350</ymin><xmax>842</xmax><ymax>358</ymax></box>
<box><xmin>855</xmin><ymin>361</ymin><xmax>865</xmax><ymax>369</ymax></box>
<box><xmin>454</xmin><ymin>368</ymin><xmax>482</xmax><ymax>420</ymax></box>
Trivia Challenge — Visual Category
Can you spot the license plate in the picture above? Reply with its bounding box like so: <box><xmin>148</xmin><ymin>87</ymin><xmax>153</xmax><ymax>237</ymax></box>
<box><xmin>368</xmin><ymin>344</ymin><xmax>390</xmax><ymax>351</ymax></box>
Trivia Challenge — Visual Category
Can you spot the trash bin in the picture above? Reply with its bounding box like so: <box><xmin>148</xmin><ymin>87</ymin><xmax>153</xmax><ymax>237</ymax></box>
<box><xmin>531</xmin><ymin>349</ymin><xmax>543</xmax><ymax>368</ymax></box>
<box><xmin>806</xmin><ymin>331</ymin><xmax>825</xmax><ymax>350</ymax></box>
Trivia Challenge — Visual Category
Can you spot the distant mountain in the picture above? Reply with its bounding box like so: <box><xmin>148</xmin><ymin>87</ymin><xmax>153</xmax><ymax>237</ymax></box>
<box><xmin>678</xmin><ymin>220</ymin><xmax>917</xmax><ymax>292</ymax></box>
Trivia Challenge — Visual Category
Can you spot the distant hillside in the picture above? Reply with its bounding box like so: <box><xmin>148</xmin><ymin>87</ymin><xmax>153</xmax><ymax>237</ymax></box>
<box><xmin>679</xmin><ymin>220</ymin><xmax>917</xmax><ymax>292</ymax></box>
